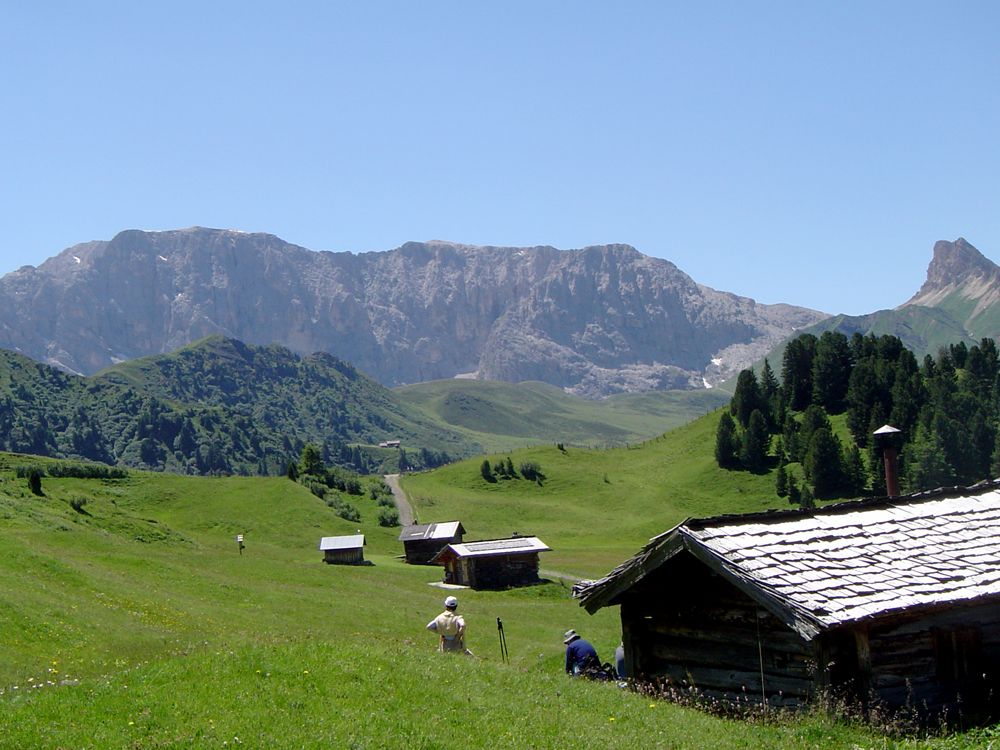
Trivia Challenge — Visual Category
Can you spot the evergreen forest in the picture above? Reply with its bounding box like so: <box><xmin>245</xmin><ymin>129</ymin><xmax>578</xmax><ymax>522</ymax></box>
<box><xmin>717</xmin><ymin>331</ymin><xmax>1000</xmax><ymax>502</ymax></box>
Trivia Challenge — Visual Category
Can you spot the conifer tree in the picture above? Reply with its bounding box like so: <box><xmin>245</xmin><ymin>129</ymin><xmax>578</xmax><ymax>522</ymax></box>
<box><xmin>781</xmin><ymin>334</ymin><xmax>817</xmax><ymax>411</ymax></box>
<box><xmin>804</xmin><ymin>427</ymin><xmax>845</xmax><ymax>499</ymax></box>
<box><xmin>740</xmin><ymin>409</ymin><xmax>769</xmax><ymax>472</ymax></box>
<box><xmin>731</xmin><ymin>370</ymin><xmax>763</xmax><ymax>429</ymax></box>
<box><xmin>775</xmin><ymin>464</ymin><xmax>788</xmax><ymax>498</ymax></box>
<box><xmin>902</xmin><ymin>423</ymin><xmax>955</xmax><ymax>493</ymax></box>
<box><xmin>787</xmin><ymin>474</ymin><xmax>801</xmax><ymax>505</ymax></box>
<box><xmin>714</xmin><ymin>412</ymin><xmax>740</xmax><ymax>469</ymax></box>
<box><xmin>811</xmin><ymin>331</ymin><xmax>852</xmax><ymax>413</ymax></box>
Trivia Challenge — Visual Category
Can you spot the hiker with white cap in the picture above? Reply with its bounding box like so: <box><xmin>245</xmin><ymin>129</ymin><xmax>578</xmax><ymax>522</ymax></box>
<box><xmin>426</xmin><ymin>595</ymin><xmax>472</xmax><ymax>655</ymax></box>
<box><xmin>563</xmin><ymin>629</ymin><xmax>600</xmax><ymax>676</ymax></box>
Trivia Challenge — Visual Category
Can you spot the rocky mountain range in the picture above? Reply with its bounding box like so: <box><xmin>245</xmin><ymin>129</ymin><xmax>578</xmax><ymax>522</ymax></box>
<box><xmin>0</xmin><ymin>228</ymin><xmax>828</xmax><ymax>397</ymax></box>
<box><xmin>801</xmin><ymin>238</ymin><xmax>1000</xmax><ymax>359</ymax></box>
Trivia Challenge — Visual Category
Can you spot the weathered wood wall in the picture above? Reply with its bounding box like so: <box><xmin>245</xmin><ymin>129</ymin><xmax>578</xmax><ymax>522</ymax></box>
<box><xmin>859</xmin><ymin>599</ymin><xmax>1000</xmax><ymax>714</ymax></box>
<box><xmin>404</xmin><ymin>539</ymin><xmax>450</xmax><ymax>565</ymax></box>
<box><xmin>619</xmin><ymin>552</ymin><xmax>816</xmax><ymax>706</ymax></box>
<box><xmin>444</xmin><ymin>553</ymin><xmax>541</xmax><ymax>590</ymax></box>
<box><xmin>323</xmin><ymin>548</ymin><xmax>364</xmax><ymax>565</ymax></box>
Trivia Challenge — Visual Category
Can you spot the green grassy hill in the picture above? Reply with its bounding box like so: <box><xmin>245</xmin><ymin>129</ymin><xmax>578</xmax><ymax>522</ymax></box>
<box><xmin>0</xmin><ymin>337</ymin><xmax>471</xmax><ymax>475</ymax></box>
<box><xmin>395</xmin><ymin>378</ymin><xmax>728</xmax><ymax>453</ymax></box>
<box><xmin>0</xmin><ymin>452</ymin><xmax>989</xmax><ymax>747</ymax></box>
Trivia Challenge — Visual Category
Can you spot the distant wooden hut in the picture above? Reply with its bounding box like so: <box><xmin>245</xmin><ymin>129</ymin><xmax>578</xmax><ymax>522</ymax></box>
<box><xmin>319</xmin><ymin>534</ymin><xmax>366</xmax><ymax>565</ymax></box>
<box><xmin>398</xmin><ymin>521</ymin><xmax>466</xmax><ymax>564</ymax></box>
<box><xmin>575</xmin><ymin>483</ymin><xmax>1000</xmax><ymax>715</ymax></box>
<box><xmin>431</xmin><ymin>536</ymin><xmax>551</xmax><ymax>590</ymax></box>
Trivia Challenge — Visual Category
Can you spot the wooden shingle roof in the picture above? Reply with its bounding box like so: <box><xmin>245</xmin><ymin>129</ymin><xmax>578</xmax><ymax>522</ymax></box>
<box><xmin>575</xmin><ymin>481</ymin><xmax>1000</xmax><ymax>640</ymax></box>
<box><xmin>319</xmin><ymin>534</ymin><xmax>366</xmax><ymax>551</ymax></box>
<box><xmin>432</xmin><ymin>536</ymin><xmax>551</xmax><ymax>562</ymax></box>
<box><xmin>397</xmin><ymin>521</ymin><xmax>465</xmax><ymax>542</ymax></box>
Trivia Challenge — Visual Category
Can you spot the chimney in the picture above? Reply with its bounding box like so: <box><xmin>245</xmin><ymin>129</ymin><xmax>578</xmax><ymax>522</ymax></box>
<box><xmin>873</xmin><ymin>425</ymin><xmax>902</xmax><ymax>497</ymax></box>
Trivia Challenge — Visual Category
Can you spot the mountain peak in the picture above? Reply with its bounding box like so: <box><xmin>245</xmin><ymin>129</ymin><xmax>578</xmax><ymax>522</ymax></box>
<box><xmin>903</xmin><ymin>238</ymin><xmax>1000</xmax><ymax>308</ymax></box>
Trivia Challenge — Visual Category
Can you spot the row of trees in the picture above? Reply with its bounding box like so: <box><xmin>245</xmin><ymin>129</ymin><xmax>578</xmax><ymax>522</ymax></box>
<box><xmin>717</xmin><ymin>331</ymin><xmax>1000</xmax><ymax>500</ymax></box>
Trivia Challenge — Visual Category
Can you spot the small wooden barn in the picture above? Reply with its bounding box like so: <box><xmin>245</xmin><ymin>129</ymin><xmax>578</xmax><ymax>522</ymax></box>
<box><xmin>398</xmin><ymin>521</ymin><xmax>466</xmax><ymax>564</ymax></box>
<box><xmin>575</xmin><ymin>483</ymin><xmax>1000</xmax><ymax>715</ymax></box>
<box><xmin>319</xmin><ymin>534</ymin><xmax>366</xmax><ymax>565</ymax></box>
<box><xmin>431</xmin><ymin>536</ymin><xmax>551</xmax><ymax>590</ymax></box>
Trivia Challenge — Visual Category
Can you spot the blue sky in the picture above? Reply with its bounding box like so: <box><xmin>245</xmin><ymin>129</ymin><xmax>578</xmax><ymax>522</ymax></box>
<box><xmin>2</xmin><ymin>2</ymin><xmax>998</xmax><ymax>315</ymax></box>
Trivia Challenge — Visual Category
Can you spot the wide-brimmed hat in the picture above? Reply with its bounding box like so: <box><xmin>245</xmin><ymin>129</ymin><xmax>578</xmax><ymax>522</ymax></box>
<box><xmin>563</xmin><ymin>629</ymin><xmax>579</xmax><ymax>644</ymax></box>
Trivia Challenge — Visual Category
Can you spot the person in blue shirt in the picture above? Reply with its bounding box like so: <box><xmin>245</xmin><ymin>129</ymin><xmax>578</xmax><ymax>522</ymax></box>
<box><xmin>563</xmin><ymin>629</ymin><xmax>600</xmax><ymax>676</ymax></box>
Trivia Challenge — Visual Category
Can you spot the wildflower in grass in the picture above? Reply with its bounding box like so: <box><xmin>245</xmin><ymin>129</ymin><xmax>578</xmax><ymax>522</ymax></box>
<box><xmin>609</xmin><ymin>717</ymin><xmax>615</xmax><ymax>722</ymax></box>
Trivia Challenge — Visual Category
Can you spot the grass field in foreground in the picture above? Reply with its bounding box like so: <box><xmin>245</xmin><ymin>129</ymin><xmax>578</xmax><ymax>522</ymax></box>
<box><xmin>0</xmin><ymin>455</ymin><xmax>994</xmax><ymax>748</ymax></box>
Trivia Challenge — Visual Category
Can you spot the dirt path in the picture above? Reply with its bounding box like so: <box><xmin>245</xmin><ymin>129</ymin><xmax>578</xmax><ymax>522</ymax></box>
<box><xmin>384</xmin><ymin>473</ymin><xmax>414</xmax><ymax>526</ymax></box>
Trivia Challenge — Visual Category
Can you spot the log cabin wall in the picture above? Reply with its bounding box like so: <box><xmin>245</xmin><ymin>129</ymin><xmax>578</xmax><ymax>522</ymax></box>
<box><xmin>859</xmin><ymin>599</ymin><xmax>1000</xmax><ymax>714</ymax></box>
<box><xmin>404</xmin><ymin>539</ymin><xmax>450</xmax><ymax>565</ymax></box>
<box><xmin>619</xmin><ymin>552</ymin><xmax>816</xmax><ymax>706</ymax></box>
<box><xmin>323</xmin><ymin>548</ymin><xmax>364</xmax><ymax>565</ymax></box>
<box><xmin>468</xmin><ymin>553</ymin><xmax>541</xmax><ymax>590</ymax></box>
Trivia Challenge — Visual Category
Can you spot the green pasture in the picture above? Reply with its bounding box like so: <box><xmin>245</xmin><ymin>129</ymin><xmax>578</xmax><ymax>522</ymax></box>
<box><xmin>395</xmin><ymin>378</ymin><xmax>727</xmax><ymax>453</ymax></box>
<box><xmin>402</xmin><ymin>411</ymin><xmax>790</xmax><ymax>577</ymax></box>
<box><xmin>0</xmin><ymin>448</ymin><xmax>994</xmax><ymax>748</ymax></box>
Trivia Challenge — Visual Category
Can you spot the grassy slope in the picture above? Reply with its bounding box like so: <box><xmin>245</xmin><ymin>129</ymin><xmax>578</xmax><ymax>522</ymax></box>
<box><xmin>0</xmin><ymin>457</ymin><xmax>988</xmax><ymax>747</ymax></box>
<box><xmin>394</xmin><ymin>378</ymin><xmax>728</xmax><ymax>453</ymax></box>
<box><xmin>402</xmin><ymin>410</ymin><xmax>795</xmax><ymax>578</ymax></box>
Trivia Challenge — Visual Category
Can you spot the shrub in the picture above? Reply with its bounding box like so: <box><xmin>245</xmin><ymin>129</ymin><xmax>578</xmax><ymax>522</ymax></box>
<box><xmin>376</xmin><ymin>494</ymin><xmax>396</xmax><ymax>508</ymax></box>
<box><xmin>304</xmin><ymin>479</ymin><xmax>327</xmax><ymax>499</ymax></box>
<box><xmin>26</xmin><ymin>469</ymin><xmax>43</xmax><ymax>496</ymax></box>
<box><xmin>377</xmin><ymin>506</ymin><xmax>400</xmax><ymax>527</ymax></box>
<box><xmin>14</xmin><ymin>465</ymin><xmax>46</xmax><ymax>479</ymax></box>
<box><xmin>68</xmin><ymin>496</ymin><xmax>89</xmax><ymax>513</ymax></box>
<box><xmin>47</xmin><ymin>463</ymin><xmax>127</xmax><ymax>479</ymax></box>
<box><xmin>326</xmin><ymin>496</ymin><xmax>361</xmax><ymax>523</ymax></box>
<box><xmin>519</xmin><ymin>462</ymin><xmax>545</xmax><ymax>483</ymax></box>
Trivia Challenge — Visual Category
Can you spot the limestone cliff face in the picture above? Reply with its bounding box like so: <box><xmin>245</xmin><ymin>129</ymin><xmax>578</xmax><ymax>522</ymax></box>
<box><xmin>0</xmin><ymin>228</ymin><xmax>828</xmax><ymax>396</ymax></box>
<box><xmin>902</xmin><ymin>238</ymin><xmax>1000</xmax><ymax>318</ymax></box>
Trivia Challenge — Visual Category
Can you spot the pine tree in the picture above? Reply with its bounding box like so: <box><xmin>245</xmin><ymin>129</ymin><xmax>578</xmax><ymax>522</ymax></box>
<box><xmin>299</xmin><ymin>443</ymin><xmax>325</xmax><ymax>477</ymax></box>
<box><xmin>715</xmin><ymin>412</ymin><xmax>740</xmax><ymax>469</ymax></box>
<box><xmin>740</xmin><ymin>409</ymin><xmax>769</xmax><ymax>472</ymax></box>
<box><xmin>775</xmin><ymin>464</ymin><xmax>788</xmax><ymax>498</ymax></box>
<box><xmin>731</xmin><ymin>370</ymin><xmax>763</xmax><ymax>429</ymax></box>
<box><xmin>843</xmin><ymin>443</ymin><xmax>867</xmax><ymax>496</ymax></box>
<box><xmin>902</xmin><ymin>423</ymin><xmax>955</xmax><ymax>493</ymax></box>
<box><xmin>811</xmin><ymin>331</ymin><xmax>852</xmax><ymax>413</ymax></box>
<box><xmin>781</xmin><ymin>334</ymin><xmax>817</xmax><ymax>411</ymax></box>
<box><xmin>480</xmin><ymin>459</ymin><xmax>495</xmax><ymax>483</ymax></box>
<box><xmin>804</xmin><ymin>427</ymin><xmax>845</xmax><ymax>499</ymax></box>
<box><xmin>788</xmin><ymin>474</ymin><xmax>801</xmax><ymax>505</ymax></box>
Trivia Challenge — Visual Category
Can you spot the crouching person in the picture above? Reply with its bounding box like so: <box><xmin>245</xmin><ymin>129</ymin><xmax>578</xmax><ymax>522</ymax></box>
<box><xmin>563</xmin><ymin>629</ymin><xmax>601</xmax><ymax>677</ymax></box>
<box><xmin>427</xmin><ymin>596</ymin><xmax>472</xmax><ymax>655</ymax></box>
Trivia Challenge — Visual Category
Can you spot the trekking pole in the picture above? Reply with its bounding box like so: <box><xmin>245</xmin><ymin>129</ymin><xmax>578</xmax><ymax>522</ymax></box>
<box><xmin>497</xmin><ymin>617</ymin><xmax>509</xmax><ymax>664</ymax></box>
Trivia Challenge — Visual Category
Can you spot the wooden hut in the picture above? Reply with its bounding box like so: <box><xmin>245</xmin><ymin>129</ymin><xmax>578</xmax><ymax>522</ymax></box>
<box><xmin>319</xmin><ymin>534</ymin><xmax>366</xmax><ymax>565</ymax></box>
<box><xmin>575</xmin><ymin>483</ymin><xmax>1000</xmax><ymax>714</ymax></box>
<box><xmin>431</xmin><ymin>536</ymin><xmax>551</xmax><ymax>590</ymax></box>
<box><xmin>398</xmin><ymin>521</ymin><xmax>466</xmax><ymax>564</ymax></box>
